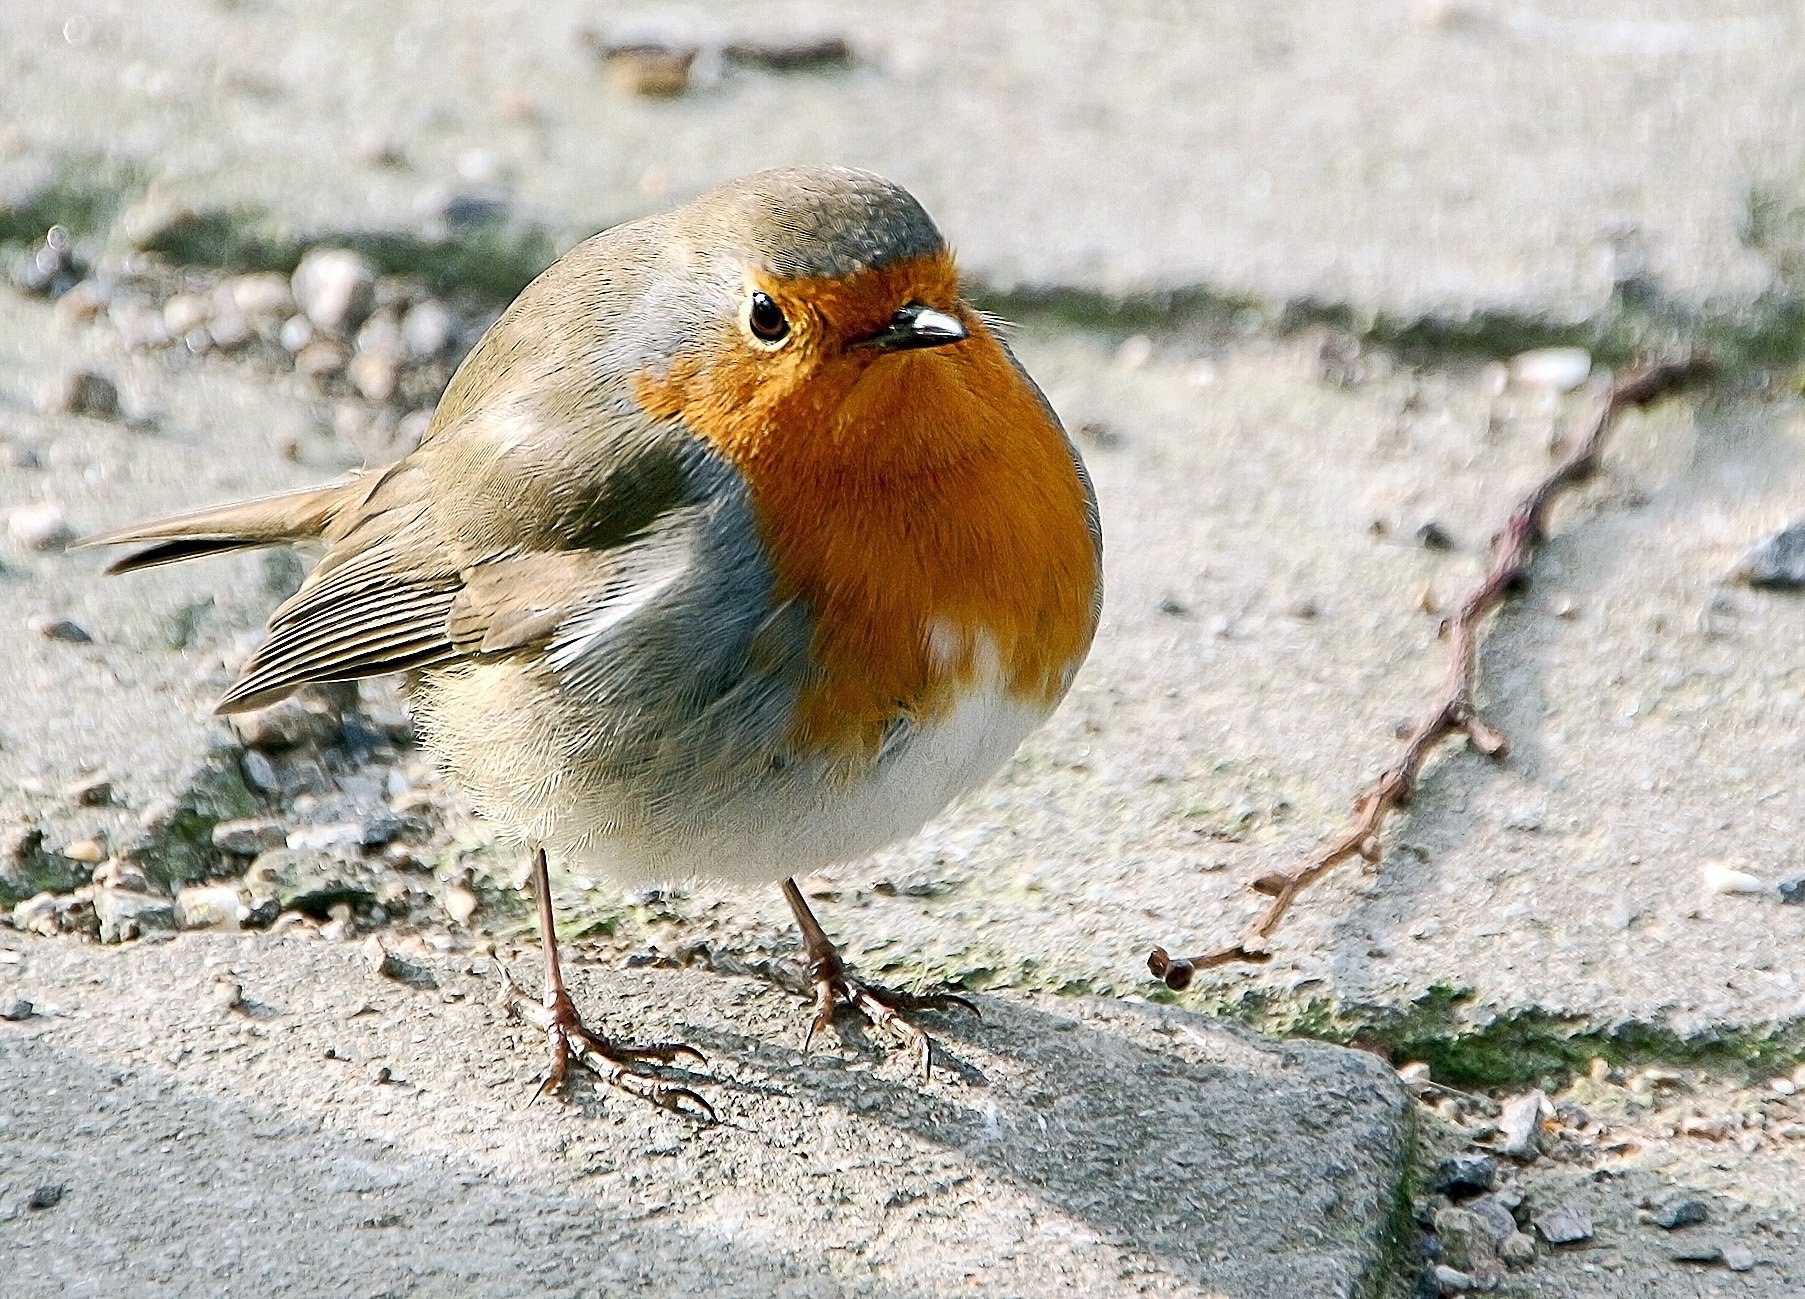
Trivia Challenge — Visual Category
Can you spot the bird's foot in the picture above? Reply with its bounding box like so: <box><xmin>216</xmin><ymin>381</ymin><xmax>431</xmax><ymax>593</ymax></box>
<box><xmin>498</xmin><ymin>965</ymin><xmax>714</xmax><ymax>1120</ymax></box>
<box><xmin>802</xmin><ymin>949</ymin><xmax>978</xmax><ymax>1079</ymax></box>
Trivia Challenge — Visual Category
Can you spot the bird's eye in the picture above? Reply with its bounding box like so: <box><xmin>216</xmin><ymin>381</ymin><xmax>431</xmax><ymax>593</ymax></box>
<box><xmin>746</xmin><ymin>292</ymin><xmax>790</xmax><ymax>345</ymax></box>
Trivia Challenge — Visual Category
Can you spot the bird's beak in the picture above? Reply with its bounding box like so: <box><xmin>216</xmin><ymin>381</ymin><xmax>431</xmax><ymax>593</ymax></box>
<box><xmin>860</xmin><ymin>303</ymin><xmax>968</xmax><ymax>352</ymax></box>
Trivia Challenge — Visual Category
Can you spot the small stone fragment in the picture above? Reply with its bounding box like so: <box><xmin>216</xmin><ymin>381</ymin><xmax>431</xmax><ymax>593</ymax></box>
<box><xmin>161</xmin><ymin>293</ymin><xmax>211</xmax><ymax>338</ymax></box>
<box><xmin>1721</xmin><ymin>1244</ymin><xmax>1755</xmax><ymax>1272</ymax></box>
<box><xmin>1416</xmin><ymin>521</ymin><xmax>1456</xmax><ymax>551</ymax></box>
<box><xmin>590</xmin><ymin>36</ymin><xmax>698</xmax><ymax>97</ymax></box>
<box><xmin>210</xmin><ymin>978</ymin><xmax>243</xmax><ymax>1011</ymax></box>
<box><xmin>1498</xmin><ymin>1232</ymin><xmax>1535</xmax><ymax>1266</ymax></box>
<box><xmin>175</xmin><ymin>884</ymin><xmax>246</xmax><ymax>931</ymax></box>
<box><xmin>1509</xmin><ymin>347</ymin><xmax>1592</xmax><ymax>393</ymax></box>
<box><xmin>1432</xmin><ymin>1153</ymin><xmax>1497</xmax><ymax>1199</ymax></box>
<box><xmin>1651</xmin><ymin>1199</ymin><xmax>1708</xmax><ymax>1230</ymax></box>
<box><xmin>1769</xmin><ymin>1076</ymin><xmax>1798</xmax><ymax>1096</ymax></box>
<box><xmin>1433</xmin><ymin>1205</ymin><xmax>1503</xmax><ymax>1276</ymax></box>
<box><xmin>62</xmin><ymin>837</ymin><xmax>104</xmax><ymax>864</ymax></box>
<box><xmin>291</xmin><ymin>247</ymin><xmax>378</xmax><ymax>335</ymax></box>
<box><xmin>1397</xmin><ymin>1060</ymin><xmax>1434</xmax><ymax>1093</ymax></box>
<box><xmin>229</xmin><ymin>697</ymin><xmax>340</xmax><ymax>751</ymax></box>
<box><xmin>41</xmin><ymin>369</ymin><xmax>120</xmax><ymax>419</ymax></box>
<box><xmin>1431</xmin><ymin>1264</ymin><xmax>1473</xmax><ymax>1294</ymax></box>
<box><xmin>212</xmin><ymin>816</ymin><xmax>287</xmax><ymax>857</ymax></box>
<box><xmin>1701</xmin><ymin>860</ymin><xmax>1764</xmax><ymax>895</ymax></box>
<box><xmin>28</xmin><ymin>614</ymin><xmax>92</xmax><ymax>643</ymax></box>
<box><xmin>27</xmin><ymin>1184</ymin><xmax>64</xmax><ymax>1211</ymax></box>
<box><xmin>400</xmin><ymin>299</ymin><xmax>454</xmax><ymax>359</ymax></box>
<box><xmin>286</xmin><ymin>822</ymin><xmax>369</xmax><ymax>855</ymax></box>
<box><xmin>1463</xmin><ymin>1194</ymin><xmax>1519</xmax><ymax>1250</ymax></box>
<box><xmin>225</xmin><ymin>271</ymin><xmax>296</xmax><ymax>320</ymax></box>
<box><xmin>361</xmin><ymin>934</ymin><xmax>404</xmax><ymax>980</ymax></box>
<box><xmin>1778</xmin><ymin>874</ymin><xmax>1804</xmax><ymax>905</ymax></box>
<box><xmin>445</xmin><ymin>884</ymin><xmax>479</xmax><ymax>925</ymax></box>
<box><xmin>8</xmin><ymin>502</ymin><xmax>75</xmax><ymax>551</ymax></box>
<box><xmin>0</xmin><ymin>995</ymin><xmax>33</xmax><ymax>1021</ymax></box>
<box><xmin>1733</xmin><ymin>521</ymin><xmax>1805</xmax><ymax>590</ymax></box>
<box><xmin>722</xmin><ymin>35</ymin><xmax>852</xmax><ymax>69</ymax></box>
<box><xmin>1668</xmin><ymin>1240</ymin><xmax>1722</xmax><ymax>1264</ymax></box>
<box><xmin>1533</xmin><ymin>1202</ymin><xmax>1593</xmax><ymax>1246</ymax></box>
<box><xmin>93</xmin><ymin>886</ymin><xmax>177</xmax><ymax>944</ymax></box>
<box><xmin>64</xmin><ymin>773</ymin><xmax>113</xmax><ymax>807</ymax></box>
<box><xmin>1497</xmin><ymin>1090</ymin><xmax>1549</xmax><ymax>1160</ymax></box>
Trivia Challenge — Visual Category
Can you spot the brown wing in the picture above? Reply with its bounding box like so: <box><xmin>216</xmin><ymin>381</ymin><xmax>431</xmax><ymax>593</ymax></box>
<box><xmin>213</xmin><ymin>408</ymin><xmax>712</xmax><ymax>713</ymax></box>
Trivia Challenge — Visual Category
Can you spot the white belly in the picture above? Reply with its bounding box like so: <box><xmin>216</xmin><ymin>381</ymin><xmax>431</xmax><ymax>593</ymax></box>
<box><xmin>569</xmin><ymin>664</ymin><xmax>1050</xmax><ymax>885</ymax></box>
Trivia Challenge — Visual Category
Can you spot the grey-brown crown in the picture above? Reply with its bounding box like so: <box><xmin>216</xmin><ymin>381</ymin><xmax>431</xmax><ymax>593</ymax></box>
<box><xmin>693</xmin><ymin>166</ymin><xmax>946</xmax><ymax>281</ymax></box>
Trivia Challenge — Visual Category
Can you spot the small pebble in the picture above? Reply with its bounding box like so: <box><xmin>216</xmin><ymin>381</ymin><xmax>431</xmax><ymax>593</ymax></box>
<box><xmin>225</xmin><ymin>271</ymin><xmax>296</xmax><ymax>320</ymax></box>
<box><xmin>62</xmin><ymin>837</ymin><xmax>104</xmax><ymax>865</ymax></box>
<box><xmin>1431</xmin><ymin>1153</ymin><xmax>1497</xmax><ymax>1199</ymax></box>
<box><xmin>28</xmin><ymin>614</ymin><xmax>91</xmax><ymax>643</ymax></box>
<box><xmin>1416</xmin><ymin>521</ymin><xmax>1456</xmax><ymax>551</ymax></box>
<box><xmin>41</xmin><ymin>369</ymin><xmax>120</xmax><ymax>419</ymax></box>
<box><xmin>0</xmin><ymin>996</ymin><xmax>34</xmax><ymax>1021</ymax></box>
<box><xmin>1651</xmin><ymin>1199</ymin><xmax>1708</xmax><ymax>1230</ymax></box>
<box><xmin>1397</xmin><ymin>1061</ymin><xmax>1434</xmax><ymax>1093</ymax></box>
<box><xmin>595</xmin><ymin>41</ymin><xmax>699</xmax><ymax>97</ymax></box>
<box><xmin>1778</xmin><ymin>874</ymin><xmax>1804</xmax><ymax>905</ymax></box>
<box><xmin>27</xmin><ymin>1184</ymin><xmax>64</xmax><ymax>1211</ymax></box>
<box><xmin>8</xmin><ymin>502</ymin><xmax>75</xmax><ymax>551</ymax></box>
<box><xmin>1497</xmin><ymin>1090</ymin><xmax>1548</xmax><ymax>1160</ymax></box>
<box><xmin>1498</xmin><ymin>1232</ymin><xmax>1536</xmax><ymax>1266</ymax></box>
<box><xmin>212</xmin><ymin>816</ymin><xmax>287</xmax><ymax>857</ymax></box>
<box><xmin>64</xmin><ymin>773</ymin><xmax>113</xmax><ymax>807</ymax></box>
<box><xmin>1722</xmin><ymin>1244</ymin><xmax>1756</xmax><ymax>1272</ymax></box>
<box><xmin>1533</xmin><ymin>1202</ymin><xmax>1593</xmax><ymax>1246</ymax></box>
<box><xmin>1768</xmin><ymin>1076</ymin><xmax>1798</xmax><ymax>1096</ymax></box>
<box><xmin>361</xmin><ymin>934</ymin><xmax>404</xmax><ymax>980</ymax></box>
<box><xmin>210</xmin><ymin>979</ymin><xmax>243</xmax><ymax>1011</ymax></box>
<box><xmin>1115</xmin><ymin>334</ymin><xmax>1154</xmax><ymax>369</ymax></box>
<box><xmin>1733</xmin><ymin>522</ymin><xmax>1805</xmax><ymax>590</ymax></box>
<box><xmin>445</xmin><ymin>885</ymin><xmax>478</xmax><ymax>925</ymax></box>
<box><xmin>291</xmin><ymin>248</ymin><xmax>377</xmax><ymax>335</ymax></box>
<box><xmin>161</xmin><ymin>293</ymin><xmax>210</xmax><ymax>337</ymax></box>
<box><xmin>1431</xmin><ymin>1263</ymin><xmax>1473</xmax><ymax>1294</ymax></box>
<box><xmin>1669</xmin><ymin>1240</ymin><xmax>1723</xmax><ymax>1264</ymax></box>
<box><xmin>400</xmin><ymin>299</ymin><xmax>454</xmax><ymax>359</ymax></box>
<box><xmin>1509</xmin><ymin>346</ymin><xmax>1592</xmax><ymax>393</ymax></box>
<box><xmin>721</xmin><ymin>35</ymin><xmax>852</xmax><ymax>69</ymax></box>
<box><xmin>1701</xmin><ymin>861</ymin><xmax>1764</xmax><ymax>895</ymax></box>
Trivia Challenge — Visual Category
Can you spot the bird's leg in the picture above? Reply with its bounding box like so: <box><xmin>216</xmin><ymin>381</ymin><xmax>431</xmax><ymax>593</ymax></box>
<box><xmin>780</xmin><ymin>877</ymin><xmax>977</xmax><ymax>1078</ymax></box>
<box><xmin>499</xmin><ymin>845</ymin><xmax>714</xmax><ymax>1119</ymax></box>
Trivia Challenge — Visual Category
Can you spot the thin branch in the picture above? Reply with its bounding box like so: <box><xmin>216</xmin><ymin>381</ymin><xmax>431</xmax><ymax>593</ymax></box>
<box><xmin>1148</xmin><ymin>358</ymin><xmax>1712</xmax><ymax>992</ymax></box>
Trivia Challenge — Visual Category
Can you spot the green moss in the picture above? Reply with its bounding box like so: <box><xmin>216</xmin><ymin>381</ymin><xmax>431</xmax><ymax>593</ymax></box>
<box><xmin>0</xmin><ymin>156</ymin><xmax>131</xmax><ymax>246</ymax></box>
<box><xmin>128</xmin><ymin>206</ymin><xmax>301</xmax><ymax>272</ymax></box>
<box><xmin>1207</xmin><ymin>984</ymin><xmax>1805</xmax><ymax>1090</ymax></box>
<box><xmin>125</xmin><ymin>747</ymin><xmax>261</xmax><ymax>889</ymax></box>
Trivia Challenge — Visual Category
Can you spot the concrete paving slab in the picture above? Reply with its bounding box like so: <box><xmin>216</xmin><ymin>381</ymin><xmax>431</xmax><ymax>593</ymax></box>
<box><xmin>3</xmin><ymin>0</ymin><xmax>1802</xmax><ymax>319</ymax></box>
<box><xmin>0</xmin><ymin>932</ymin><xmax>1407</xmax><ymax>1299</ymax></box>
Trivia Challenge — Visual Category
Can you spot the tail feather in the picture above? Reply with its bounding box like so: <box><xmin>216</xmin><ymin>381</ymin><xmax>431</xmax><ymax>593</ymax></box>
<box><xmin>77</xmin><ymin>481</ymin><xmax>352</xmax><ymax>574</ymax></box>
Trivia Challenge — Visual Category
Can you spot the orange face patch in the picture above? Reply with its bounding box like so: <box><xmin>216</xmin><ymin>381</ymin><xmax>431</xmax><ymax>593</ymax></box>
<box><xmin>635</xmin><ymin>255</ymin><xmax>1098</xmax><ymax>763</ymax></box>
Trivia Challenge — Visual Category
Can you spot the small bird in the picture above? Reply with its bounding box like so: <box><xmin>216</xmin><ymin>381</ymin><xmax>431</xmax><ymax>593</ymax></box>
<box><xmin>84</xmin><ymin>166</ymin><xmax>1101</xmax><ymax>1113</ymax></box>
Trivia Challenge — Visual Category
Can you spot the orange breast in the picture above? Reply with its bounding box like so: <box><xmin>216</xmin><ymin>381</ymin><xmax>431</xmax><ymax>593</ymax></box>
<box><xmin>637</xmin><ymin>271</ymin><xmax>1098</xmax><ymax>764</ymax></box>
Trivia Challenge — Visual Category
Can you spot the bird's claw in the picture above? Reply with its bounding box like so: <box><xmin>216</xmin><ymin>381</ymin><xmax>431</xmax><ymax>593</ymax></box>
<box><xmin>803</xmin><ymin>963</ymin><xmax>978</xmax><ymax>1079</ymax></box>
<box><xmin>498</xmin><ymin>964</ymin><xmax>715</xmax><ymax>1122</ymax></box>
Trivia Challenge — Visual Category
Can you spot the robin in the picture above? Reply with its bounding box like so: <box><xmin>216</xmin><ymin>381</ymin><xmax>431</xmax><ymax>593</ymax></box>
<box><xmin>83</xmin><ymin>166</ymin><xmax>1102</xmax><ymax>1115</ymax></box>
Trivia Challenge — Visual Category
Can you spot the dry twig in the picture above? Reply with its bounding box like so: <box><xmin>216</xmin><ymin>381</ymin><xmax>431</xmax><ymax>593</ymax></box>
<box><xmin>1148</xmin><ymin>359</ymin><xmax>1711</xmax><ymax>991</ymax></box>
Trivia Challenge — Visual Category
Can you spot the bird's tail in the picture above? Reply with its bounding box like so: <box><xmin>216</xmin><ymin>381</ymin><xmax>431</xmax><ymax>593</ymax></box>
<box><xmin>77</xmin><ymin>481</ymin><xmax>354</xmax><ymax>574</ymax></box>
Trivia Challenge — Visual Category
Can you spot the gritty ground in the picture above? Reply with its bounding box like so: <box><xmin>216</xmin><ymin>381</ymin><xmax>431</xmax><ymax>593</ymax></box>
<box><xmin>4</xmin><ymin>2</ymin><xmax>1805</xmax><ymax>1295</ymax></box>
